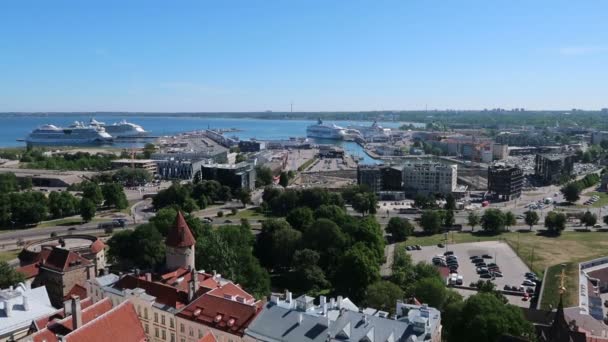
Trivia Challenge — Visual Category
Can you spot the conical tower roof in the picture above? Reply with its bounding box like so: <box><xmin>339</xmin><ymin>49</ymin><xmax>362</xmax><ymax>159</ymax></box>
<box><xmin>165</xmin><ymin>211</ymin><xmax>196</xmax><ymax>248</ymax></box>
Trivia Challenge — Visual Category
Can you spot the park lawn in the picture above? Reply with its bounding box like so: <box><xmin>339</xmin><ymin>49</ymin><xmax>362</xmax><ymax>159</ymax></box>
<box><xmin>0</xmin><ymin>250</ymin><xmax>20</xmax><ymax>263</ymax></box>
<box><xmin>229</xmin><ymin>208</ymin><xmax>267</xmax><ymax>220</ymax></box>
<box><xmin>403</xmin><ymin>231</ymin><xmax>608</xmax><ymax>309</ymax></box>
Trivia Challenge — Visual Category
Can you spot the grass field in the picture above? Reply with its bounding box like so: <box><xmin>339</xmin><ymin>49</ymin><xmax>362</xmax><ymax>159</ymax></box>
<box><xmin>229</xmin><ymin>208</ymin><xmax>267</xmax><ymax>219</ymax></box>
<box><xmin>403</xmin><ymin>230</ymin><xmax>608</xmax><ymax>309</ymax></box>
<box><xmin>0</xmin><ymin>250</ymin><xmax>20</xmax><ymax>263</ymax></box>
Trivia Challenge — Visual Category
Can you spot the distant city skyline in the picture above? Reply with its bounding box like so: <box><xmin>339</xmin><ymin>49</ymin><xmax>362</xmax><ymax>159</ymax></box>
<box><xmin>1</xmin><ymin>1</ymin><xmax>607</xmax><ymax>112</ymax></box>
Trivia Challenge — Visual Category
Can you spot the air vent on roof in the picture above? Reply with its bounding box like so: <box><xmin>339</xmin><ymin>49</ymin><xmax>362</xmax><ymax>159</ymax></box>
<box><xmin>227</xmin><ymin>318</ymin><xmax>236</xmax><ymax>327</ymax></box>
<box><xmin>214</xmin><ymin>314</ymin><xmax>223</xmax><ymax>323</ymax></box>
<box><xmin>193</xmin><ymin>308</ymin><xmax>201</xmax><ymax>316</ymax></box>
<box><xmin>236</xmin><ymin>296</ymin><xmax>244</xmax><ymax>303</ymax></box>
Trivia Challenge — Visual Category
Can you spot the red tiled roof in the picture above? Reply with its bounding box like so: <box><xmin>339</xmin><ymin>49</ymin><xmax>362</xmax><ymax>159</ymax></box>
<box><xmin>42</xmin><ymin>247</ymin><xmax>91</xmax><ymax>272</ymax></box>
<box><xmin>199</xmin><ymin>332</ymin><xmax>218</xmax><ymax>342</ymax></box>
<box><xmin>165</xmin><ymin>211</ymin><xmax>195</xmax><ymax>247</ymax></box>
<box><xmin>160</xmin><ymin>267</ymin><xmax>220</xmax><ymax>293</ymax></box>
<box><xmin>63</xmin><ymin>301</ymin><xmax>146</xmax><ymax>342</ymax></box>
<box><xmin>64</xmin><ymin>284</ymin><xmax>88</xmax><ymax>301</ymax></box>
<box><xmin>115</xmin><ymin>274</ymin><xmax>188</xmax><ymax>308</ymax></box>
<box><xmin>177</xmin><ymin>293</ymin><xmax>262</xmax><ymax>336</ymax></box>
<box><xmin>17</xmin><ymin>262</ymin><xmax>40</xmax><ymax>279</ymax></box>
<box><xmin>33</xmin><ymin>298</ymin><xmax>94</xmax><ymax>332</ymax></box>
<box><xmin>89</xmin><ymin>239</ymin><xmax>106</xmax><ymax>254</ymax></box>
<box><xmin>207</xmin><ymin>282</ymin><xmax>254</xmax><ymax>304</ymax></box>
<box><xmin>31</xmin><ymin>298</ymin><xmax>114</xmax><ymax>342</ymax></box>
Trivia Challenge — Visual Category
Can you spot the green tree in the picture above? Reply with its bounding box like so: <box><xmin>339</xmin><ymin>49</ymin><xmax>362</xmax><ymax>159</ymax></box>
<box><xmin>481</xmin><ymin>209</ymin><xmax>505</xmax><ymax>234</ymax></box>
<box><xmin>82</xmin><ymin>182</ymin><xmax>103</xmax><ymax>206</ymax></box>
<box><xmin>581</xmin><ymin>211</ymin><xmax>597</xmax><ymax>228</ymax></box>
<box><xmin>279</xmin><ymin>171</ymin><xmax>289</xmax><ymax>187</ymax></box>
<box><xmin>113</xmin><ymin>168</ymin><xmax>152</xmax><ymax>186</ymax></box>
<box><xmin>0</xmin><ymin>173</ymin><xmax>19</xmax><ymax>193</ymax></box>
<box><xmin>292</xmin><ymin>249</ymin><xmax>330</xmax><ymax>292</ymax></box>
<box><xmin>561</xmin><ymin>182</ymin><xmax>581</xmax><ymax>203</ymax></box>
<box><xmin>235</xmin><ymin>153</ymin><xmax>246</xmax><ymax>163</ymax></box>
<box><xmin>468</xmin><ymin>211</ymin><xmax>480</xmax><ymax>232</ymax></box>
<box><xmin>333</xmin><ymin>243</ymin><xmax>380</xmax><ymax>302</ymax></box>
<box><xmin>255</xmin><ymin>219</ymin><xmax>301</xmax><ymax>270</ymax></box>
<box><xmin>524</xmin><ymin>210</ymin><xmax>539</xmax><ymax>230</ymax></box>
<box><xmin>142</xmin><ymin>143</ymin><xmax>156</xmax><ymax>158</ymax></box>
<box><xmin>365</xmin><ymin>281</ymin><xmax>404</xmax><ymax>315</ymax></box>
<box><xmin>444</xmin><ymin>194</ymin><xmax>456</xmax><ymax>210</ymax></box>
<box><xmin>236</xmin><ymin>188</ymin><xmax>251</xmax><ymax>208</ymax></box>
<box><xmin>544</xmin><ymin>211</ymin><xmax>567</xmax><ymax>235</ymax></box>
<box><xmin>451</xmin><ymin>293</ymin><xmax>534</xmax><ymax>342</ymax></box>
<box><xmin>386</xmin><ymin>217</ymin><xmax>414</xmax><ymax>242</ymax></box>
<box><xmin>182</xmin><ymin>197</ymin><xmax>199</xmax><ymax>213</ymax></box>
<box><xmin>420</xmin><ymin>210</ymin><xmax>443</xmax><ymax>234</ymax></box>
<box><xmin>107</xmin><ymin>224</ymin><xmax>165</xmax><ymax>270</ymax></box>
<box><xmin>504</xmin><ymin>211</ymin><xmax>517</xmax><ymax>231</ymax></box>
<box><xmin>101</xmin><ymin>183</ymin><xmax>128</xmax><ymax>209</ymax></box>
<box><xmin>255</xmin><ymin>166</ymin><xmax>273</xmax><ymax>187</ymax></box>
<box><xmin>80</xmin><ymin>198</ymin><xmax>96</xmax><ymax>222</ymax></box>
<box><xmin>412</xmin><ymin>277</ymin><xmax>447</xmax><ymax>309</ymax></box>
<box><xmin>0</xmin><ymin>261</ymin><xmax>25</xmax><ymax>288</ymax></box>
<box><xmin>286</xmin><ymin>207</ymin><xmax>314</xmax><ymax>231</ymax></box>
<box><xmin>444</xmin><ymin>209</ymin><xmax>455</xmax><ymax>227</ymax></box>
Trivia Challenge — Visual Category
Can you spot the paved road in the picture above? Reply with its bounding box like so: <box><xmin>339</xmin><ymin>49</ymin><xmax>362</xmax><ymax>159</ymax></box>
<box><xmin>380</xmin><ymin>243</ymin><xmax>396</xmax><ymax>277</ymax></box>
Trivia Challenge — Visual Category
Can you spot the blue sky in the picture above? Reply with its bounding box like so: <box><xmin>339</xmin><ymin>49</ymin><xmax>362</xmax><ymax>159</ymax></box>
<box><xmin>1</xmin><ymin>0</ymin><xmax>607</xmax><ymax>112</ymax></box>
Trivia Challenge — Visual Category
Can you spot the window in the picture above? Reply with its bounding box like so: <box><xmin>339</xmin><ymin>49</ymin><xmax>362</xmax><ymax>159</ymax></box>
<box><xmin>162</xmin><ymin>330</ymin><xmax>166</xmax><ymax>340</ymax></box>
<box><xmin>155</xmin><ymin>327</ymin><xmax>159</xmax><ymax>338</ymax></box>
<box><xmin>189</xmin><ymin>327</ymin><xmax>194</xmax><ymax>337</ymax></box>
<box><xmin>170</xmin><ymin>318</ymin><xmax>174</xmax><ymax>328</ymax></box>
<box><xmin>144</xmin><ymin>308</ymin><xmax>148</xmax><ymax>319</ymax></box>
<box><xmin>170</xmin><ymin>333</ymin><xmax>175</xmax><ymax>342</ymax></box>
<box><xmin>180</xmin><ymin>339</ymin><xmax>185</xmax><ymax>342</ymax></box>
<box><xmin>161</xmin><ymin>315</ymin><xmax>165</xmax><ymax>325</ymax></box>
<box><xmin>198</xmin><ymin>330</ymin><xmax>203</xmax><ymax>338</ymax></box>
<box><xmin>180</xmin><ymin>324</ymin><xmax>185</xmax><ymax>333</ymax></box>
<box><xmin>154</xmin><ymin>312</ymin><xmax>158</xmax><ymax>323</ymax></box>
<box><xmin>145</xmin><ymin>324</ymin><xmax>149</xmax><ymax>334</ymax></box>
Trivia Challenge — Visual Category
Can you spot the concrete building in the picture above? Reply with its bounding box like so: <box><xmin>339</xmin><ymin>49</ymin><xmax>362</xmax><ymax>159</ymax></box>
<box><xmin>200</xmin><ymin>162</ymin><xmax>256</xmax><ymax>191</ymax></box>
<box><xmin>0</xmin><ymin>285</ymin><xmax>56</xmax><ymax>342</ymax></box>
<box><xmin>0</xmin><ymin>168</ymin><xmax>96</xmax><ymax>188</ymax></box>
<box><xmin>487</xmin><ymin>164</ymin><xmax>524</xmax><ymax>200</ymax></box>
<box><xmin>357</xmin><ymin>165</ymin><xmax>382</xmax><ymax>193</ymax></box>
<box><xmin>238</xmin><ymin>140</ymin><xmax>264</xmax><ymax>153</ymax></box>
<box><xmin>156</xmin><ymin>159</ymin><xmax>205</xmax><ymax>180</ymax></box>
<box><xmin>403</xmin><ymin>163</ymin><xmax>457</xmax><ymax>195</ymax></box>
<box><xmin>244</xmin><ymin>290</ymin><xmax>442</xmax><ymax>342</ymax></box>
<box><xmin>534</xmin><ymin>154</ymin><xmax>574</xmax><ymax>185</ymax></box>
<box><xmin>111</xmin><ymin>159</ymin><xmax>158</xmax><ymax>174</ymax></box>
<box><xmin>591</xmin><ymin>131</ymin><xmax>608</xmax><ymax>145</ymax></box>
<box><xmin>492</xmin><ymin>143</ymin><xmax>509</xmax><ymax>160</ymax></box>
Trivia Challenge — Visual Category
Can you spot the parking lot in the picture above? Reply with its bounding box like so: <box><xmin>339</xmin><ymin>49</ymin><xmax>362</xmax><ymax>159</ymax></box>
<box><xmin>407</xmin><ymin>241</ymin><xmax>535</xmax><ymax>307</ymax></box>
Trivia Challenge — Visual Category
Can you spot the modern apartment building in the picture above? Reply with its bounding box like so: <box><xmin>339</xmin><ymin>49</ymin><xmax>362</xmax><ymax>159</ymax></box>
<box><xmin>402</xmin><ymin>163</ymin><xmax>457</xmax><ymax>195</ymax></box>
<box><xmin>534</xmin><ymin>154</ymin><xmax>574</xmax><ymax>185</ymax></box>
<box><xmin>487</xmin><ymin>164</ymin><xmax>524</xmax><ymax>200</ymax></box>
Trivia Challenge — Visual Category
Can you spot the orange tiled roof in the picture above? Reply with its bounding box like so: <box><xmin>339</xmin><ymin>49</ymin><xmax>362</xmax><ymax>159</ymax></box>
<box><xmin>159</xmin><ymin>267</ymin><xmax>220</xmax><ymax>293</ymax></box>
<box><xmin>31</xmin><ymin>298</ymin><xmax>113</xmax><ymax>342</ymax></box>
<box><xmin>64</xmin><ymin>284</ymin><xmax>88</xmax><ymax>301</ymax></box>
<box><xmin>207</xmin><ymin>282</ymin><xmax>254</xmax><ymax>304</ymax></box>
<box><xmin>199</xmin><ymin>332</ymin><xmax>218</xmax><ymax>342</ymax></box>
<box><xmin>17</xmin><ymin>262</ymin><xmax>40</xmax><ymax>279</ymax></box>
<box><xmin>115</xmin><ymin>274</ymin><xmax>188</xmax><ymax>308</ymax></box>
<box><xmin>89</xmin><ymin>239</ymin><xmax>106</xmax><ymax>254</ymax></box>
<box><xmin>63</xmin><ymin>301</ymin><xmax>146</xmax><ymax>342</ymax></box>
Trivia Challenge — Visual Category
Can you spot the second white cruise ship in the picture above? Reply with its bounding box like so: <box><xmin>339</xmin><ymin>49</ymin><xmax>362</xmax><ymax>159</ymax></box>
<box><xmin>26</xmin><ymin>123</ymin><xmax>114</xmax><ymax>146</ymax></box>
<box><xmin>306</xmin><ymin>119</ymin><xmax>346</xmax><ymax>140</ymax></box>
<box><xmin>89</xmin><ymin>118</ymin><xmax>148</xmax><ymax>138</ymax></box>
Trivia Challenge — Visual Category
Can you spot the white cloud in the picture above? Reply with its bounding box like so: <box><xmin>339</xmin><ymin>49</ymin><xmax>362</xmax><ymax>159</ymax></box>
<box><xmin>559</xmin><ymin>46</ymin><xmax>608</xmax><ymax>56</ymax></box>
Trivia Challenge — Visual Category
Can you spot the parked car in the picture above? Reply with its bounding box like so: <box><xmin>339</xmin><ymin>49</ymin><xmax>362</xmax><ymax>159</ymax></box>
<box><xmin>492</xmin><ymin>271</ymin><xmax>503</xmax><ymax>277</ymax></box>
<box><xmin>444</xmin><ymin>251</ymin><xmax>454</xmax><ymax>256</ymax></box>
<box><xmin>470</xmin><ymin>255</ymin><xmax>480</xmax><ymax>260</ymax></box>
<box><xmin>437</xmin><ymin>243</ymin><xmax>445</xmax><ymax>248</ymax></box>
<box><xmin>480</xmin><ymin>273</ymin><xmax>493</xmax><ymax>278</ymax></box>
<box><xmin>482</xmin><ymin>254</ymin><xmax>492</xmax><ymax>259</ymax></box>
<box><xmin>526</xmin><ymin>287</ymin><xmax>535</xmax><ymax>294</ymax></box>
<box><xmin>522</xmin><ymin>279</ymin><xmax>536</xmax><ymax>286</ymax></box>
<box><xmin>415</xmin><ymin>245</ymin><xmax>422</xmax><ymax>250</ymax></box>
<box><xmin>406</xmin><ymin>246</ymin><xmax>412</xmax><ymax>251</ymax></box>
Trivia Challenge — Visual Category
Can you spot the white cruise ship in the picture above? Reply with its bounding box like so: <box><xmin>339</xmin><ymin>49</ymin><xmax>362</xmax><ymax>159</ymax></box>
<box><xmin>26</xmin><ymin>123</ymin><xmax>113</xmax><ymax>146</ymax></box>
<box><xmin>88</xmin><ymin>118</ymin><xmax>148</xmax><ymax>138</ymax></box>
<box><xmin>306</xmin><ymin>119</ymin><xmax>346</xmax><ymax>140</ymax></box>
<box><xmin>347</xmin><ymin>121</ymin><xmax>391</xmax><ymax>142</ymax></box>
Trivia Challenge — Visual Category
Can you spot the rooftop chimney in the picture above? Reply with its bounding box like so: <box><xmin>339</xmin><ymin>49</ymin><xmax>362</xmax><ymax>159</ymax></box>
<box><xmin>145</xmin><ymin>272</ymin><xmax>152</xmax><ymax>282</ymax></box>
<box><xmin>22</xmin><ymin>296</ymin><xmax>29</xmax><ymax>311</ymax></box>
<box><xmin>188</xmin><ymin>269</ymin><xmax>199</xmax><ymax>302</ymax></box>
<box><xmin>3</xmin><ymin>300</ymin><xmax>11</xmax><ymax>317</ymax></box>
<box><xmin>337</xmin><ymin>296</ymin><xmax>343</xmax><ymax>308</ymax></box>
<box><xmin>286</xmin><ymin>290</ymin><xmax>293</xmax><ymax>303</ymax></box>
<box><xmin>71</xmin><ymin>296</ymin><xmax>83</xmax><ymax>330</ymax></box>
